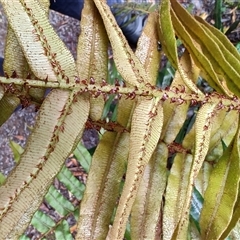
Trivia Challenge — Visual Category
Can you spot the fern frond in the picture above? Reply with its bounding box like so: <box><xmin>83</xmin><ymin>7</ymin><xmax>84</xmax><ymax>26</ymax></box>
<box><xmin>1</xmin><ymin>0</ymin><xmax>240</xmax><ymax>239</ymax></box>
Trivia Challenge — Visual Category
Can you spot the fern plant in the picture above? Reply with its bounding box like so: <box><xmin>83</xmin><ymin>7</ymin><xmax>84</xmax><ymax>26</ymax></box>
<box><xmin>0</xmin><ymin>0</ymin><xmax>240</xmax><ymax>239</ymax></box>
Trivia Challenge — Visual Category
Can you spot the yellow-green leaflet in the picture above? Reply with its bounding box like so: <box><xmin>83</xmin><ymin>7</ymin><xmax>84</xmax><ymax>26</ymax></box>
<box><xmin>158</xmin><ymin>0</ymin><xmax>178</xmax><ymax>68</ymax></box>
<box><xmin>221</xmin><ymin>196</ymin><xmax>240</xmax><ymax>240</ymax></box>
<box><xmin>131</xmin><ymin>142</ymin><xmax>168</xmax><ymax>239</ymax></box>
<box><xmin>1</xmin><ymin>0</ymin><xmax>76</xmax><ymax>82</ymax></box>
<box><xmin>77</xmin><ymin>0</ymin><xmax>107</xmax><ymax>121</ymax></box>
<box><xmin>159</xmin><ymin>0</ymin><xmax>202</xmax><ymax>95</ymax></box>
<box><xmin>109</xmin><ymin>97</ymin><xmax>163</xmax><ymax>239</ymax></box>
<box><xmin>0</xmin><ymin>90</ymin><xmax>89</xmax><ymax>238</ymax></box>
<box><xmin>135</xmin><ymin>11</ymin><xmax>160</xmax><ymax>84</ymax></box>
<box><xmin>1</xmin><ymin>0</ymin><xmax>240</xmax><ymax>238</ymax></box>
<box><xmin>0</xmin><ymin>1</ymin><xmax>90</xmax><ymax>237</ymax></box>
<box><xmin>206</xmin><ymin>110</ymin><xmax>239</xmax><ymax>162</ymax></box>
<box><xmin>169</xmin><ymin>7</ymin><xmax>230</xmax><ymax>95</ymax></box>
<box><xmin>200</xmin><ymin>120</ymin><xmax>240</xmax><ymax>239</ymax></box>
<box><xmin>161</xmin><ymin>51</ymin><xmax>191</xmax><ymax>144</ymax></box>
<box><xmin>163</xmin><ymin>153</ymin><xmax>192</xmax><ymax>239</ymax></box>
<box><xmin>4</xmin><ymin>0</ymin><xmax>49</xmax><ymax>78</ymax></box>
<box><xmin>195</xmin><ymin>16</ymin><xmax>240</xmax><ymax>63</ymax></box>
<box><xmin>195</xmin><ymin>162</ymin><xmax>213</xmax><ymax>196</ymax></box>
<box><xmin>93</xmin><ymin>0</ymin><xmax>150</xmax><ymax>86</ymax></box>
<box><xmin>0</xmin><ymin>95</ymin><xmax>20</xmax><ymax>126</ymax></box>
<box><xmin>175</xmin><ymin>102</ymin><xmax>217</xmax><ymax>238</ymax></box>
<box><xmin>76</xmin><ymin>132</ymin><xmax>128</xmax><ymax>239</ymax></box>
<box><xmin>170</xmin><ymin>0</ymin><xmax>240</xmax><ymax>97</ymax></box>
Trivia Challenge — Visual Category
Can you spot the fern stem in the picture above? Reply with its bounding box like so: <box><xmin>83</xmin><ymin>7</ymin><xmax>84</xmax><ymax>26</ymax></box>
<box><xmin>1</xmin><ymin>76</ymin><xmax>239</xmax><ymax>112</ymax></box>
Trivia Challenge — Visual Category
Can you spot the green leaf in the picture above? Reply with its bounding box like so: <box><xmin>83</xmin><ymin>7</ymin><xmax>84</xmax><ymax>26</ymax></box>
<box><xmin>73</xmin><ymin>142</ymin><xmax>92</xmax><ymax>173</ymax></box>
<box><xmin>0</xmin><ymin>172</ymin><xmax>6</xmax><ymax>186</ymax></box>
<box><xmin>189</xmin><ymin>216</ymin><xmax>201</xmax><ymax>239</ymax></box>
<box><xmin>124</xmin><ymin>221</ymin><xmax>131</xmax><ymax>240</ymax></box>
<box><xmin>108</xmin><ymin>59</ymin><xmax>122</xmax><ymax>85</ymax></box>
<box><xmin>9</xmin><ymin>140</ymin><xmax>24</xmax><ymax>163</ymax></box>
<box><xmin>195</xmin><ymin>17</ymin><xmax>240</xmax><ymax>63</ymax></box>
<box><xmin>102</xmin><ymin>94</ymin><xmax>117</xmax><ymax>120</ymax></box>
<box><xmin>159</xmin><ymin>0</ymin><xmax>178</xmax><ymax>68</ymax></box>
<box><xmin>236</xmin><ymin>42</ymin><xmax>240</xmax><ymax>53</ymax></box>
<box><xmin>190</xmin><ymin>187</ymin><xmax>203</xmax><ymax>232</ymax></box>
<box><xmin>159</xmin><ymin>0</ymin><xmax>202</xmax><ymax>94</ymax></box>
<box><xmin>171</xmin><ymin>0</ymin><xmax>240</xmax><ymax>97</ymax></box>
<box><xmin>45</xmin><ymin>185</ymin><xmax>75</xmax><ymax>216</ymax></box>
<box><xmin>157</xmin><ymin>61</ymin><xmax>174</xmax><ymax>89</ymax></box>
<box><xmin>57</xmin><ymin>166</ymin><xmax>85</xmax><ymax>201</ymax></box>
<box><xmin>74</xmin><ymin>208</ymin><xmax>80</xmax><ymax>222</ymax></box>
<box><xmin>214</xmin><ymin>0</ymin><xmax>223</xmax><ymax>30</ymax></box>
<box><xmin>0</xmin><ymin>95</ymin><xmax>20</xmax><ymax>126</ymax></box>
<box><xmin>221</xmin><ymin>138</ymin><xmax>228</xmax><ymax>151</ymax></box>
<box><xmin>225</xmin><ymin>20</ymin><xmax>240</xmax><ymax>35</ymax></box>
<box><xmin>55</xmin><ymin>220</ymin><xmax>73</xmax><ymax>240</ymax></box>
<box><xmin>31</xmin><ymin>210</ymin><xmax>56</xmax><ymax>233</ymax></box>
<box><xmin>19</xmin><ymin>235</ymin><xmax>31</xmax><ymax>240</ymax></box>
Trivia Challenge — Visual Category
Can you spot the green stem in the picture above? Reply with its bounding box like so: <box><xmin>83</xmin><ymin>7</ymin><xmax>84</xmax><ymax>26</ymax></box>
<box><xmin>214</xmin><ymin>0</ymin><xmax>223</xmax><ymax>31</ymax></box>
